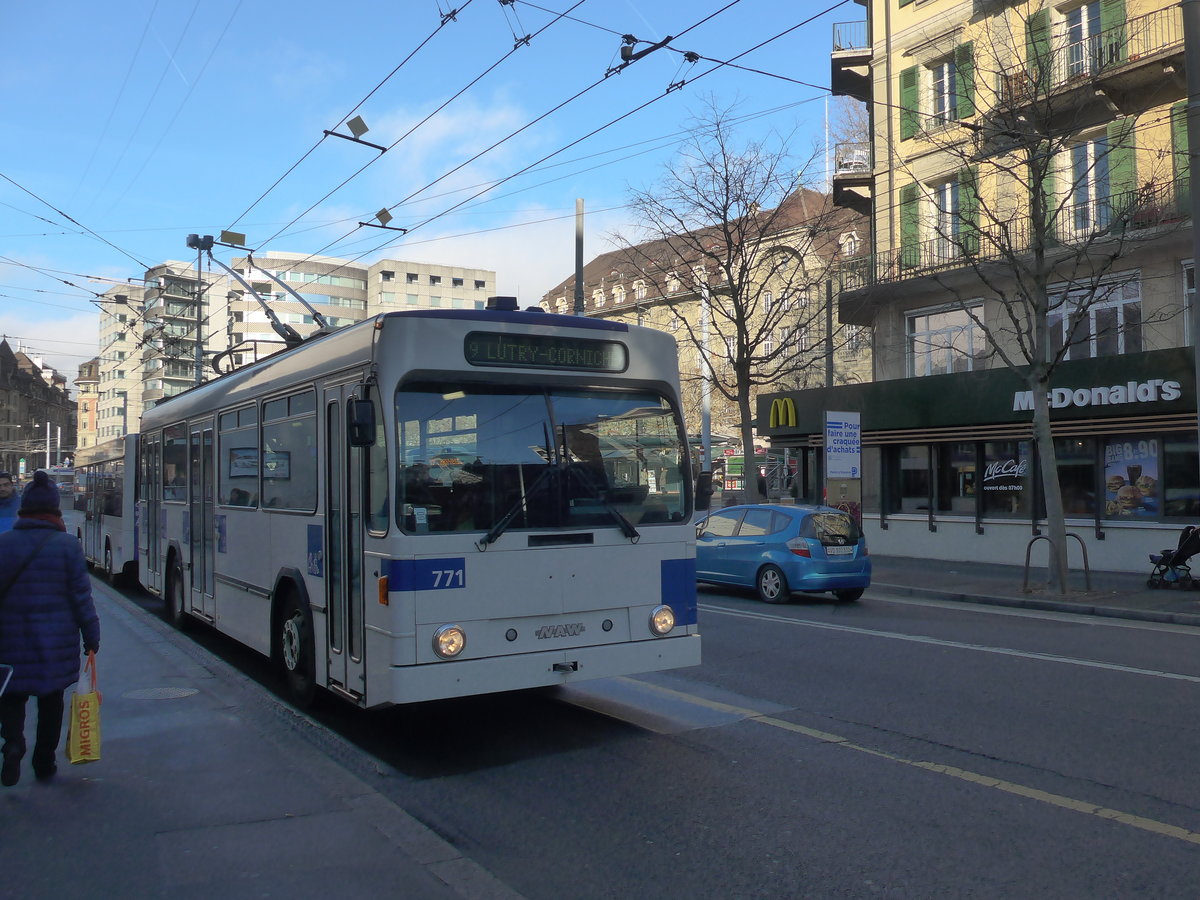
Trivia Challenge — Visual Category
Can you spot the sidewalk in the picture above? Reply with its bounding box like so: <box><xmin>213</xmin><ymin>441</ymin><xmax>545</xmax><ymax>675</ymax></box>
<box><xmin>0</xmin><ymin>584</ymin><xmax>522</xmax><ymax>900</ymax></box>
<box><xmin>870</xmin><ymin>554</ymin><xmax>1200</xmax><ymax>627</ymax></box>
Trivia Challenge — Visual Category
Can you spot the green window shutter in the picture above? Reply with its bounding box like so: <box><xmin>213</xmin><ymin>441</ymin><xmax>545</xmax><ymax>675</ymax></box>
<box><xmin>900</xmin><ymin>66</ymin><xmax>919</xmax><ymax>140</ymax></box>
<box><xmin>1035</xmin><ymin>149</ymin><xmax>1058</xmax><ymax>245</ymax></box>
<box><xmin>1107</xmin><ymin>118</ymin><xmax>1136</xmax><ymax>200</ymax></box>
<box><xmin>900</xmin><ymin>183</ymin><xmax>920</xmax><ymax>268</ymax></box>
<box><xmin>899</xmin><ymin>0</ymin><xmax>915</xmax><ymax>6</ymax></box>
<box><xmin>1099</xmin><ymin>0</ymin><xmax>1126</xmax><ymax>66</ymax></box>
<box><xmin>960</xmin><ymin>167</ymin><xmax>980</xmax><ymax>255</ymax></box>
<box><xmin>1026</xmin><ymin>10</ymin><xmax>1050</xmax><ymax>90</ymax></box>
<box><xmin>1172</xmin><ymin>100</ymin><xmax>1190</xmax><ymax>214</ymax></box>
<box><xmin>955</xmin><ymin>42</ymin><xmax>975</xmax><ymax>119</ymax></box>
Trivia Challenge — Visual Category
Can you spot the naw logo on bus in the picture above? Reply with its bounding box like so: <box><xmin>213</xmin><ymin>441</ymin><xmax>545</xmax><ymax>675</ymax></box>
<box><xmin>535</xmin><ymin>623</ymin><xmax>586</xmax><ymax>639</ymax></box>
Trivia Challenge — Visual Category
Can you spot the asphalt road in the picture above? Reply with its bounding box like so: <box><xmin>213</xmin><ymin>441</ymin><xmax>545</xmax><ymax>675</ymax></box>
<box><xmin>120</xmin><ymin>579</ymin><xmax>1200</xmax><ymax>898</ymax></box>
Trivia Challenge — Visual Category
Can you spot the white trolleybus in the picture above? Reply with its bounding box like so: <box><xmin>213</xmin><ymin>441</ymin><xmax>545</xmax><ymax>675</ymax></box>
<box><xmin>73</xmin><ymin>435</ymin><xmax>139</xmax><ymax>586</ymax></box>
<box><xmin>136</xmin><ymin>299</ymin><xmax>703</xmax><ymax>707</ymax></box>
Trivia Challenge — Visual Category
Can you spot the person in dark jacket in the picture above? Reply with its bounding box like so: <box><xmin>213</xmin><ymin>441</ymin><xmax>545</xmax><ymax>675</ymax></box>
<box><xmin>0</xmin><ymin>471</ymin><xmax>18</xmax><ymax>533</ymax></box>
<box><xmin>0</xmin><ymin>470</ymin><xmax>100</xmax><ymax>786</ymax></box>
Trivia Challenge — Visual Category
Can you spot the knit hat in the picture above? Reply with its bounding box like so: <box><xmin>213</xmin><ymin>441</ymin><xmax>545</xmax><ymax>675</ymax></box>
<box><xmin>21</xmin><ymin>470</ymin><xmax>62</xmax><ymax>514</ymax></box>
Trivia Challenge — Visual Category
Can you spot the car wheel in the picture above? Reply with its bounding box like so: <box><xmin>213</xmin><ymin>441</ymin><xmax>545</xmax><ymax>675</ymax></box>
<box><xmin>278</xmin><ymin>589</ymin><xmax>316</xmax><ymax>708</ymax></box>
<box><xmin>834</xmin><ymin>588</ymin><xmax>864</xmax><ymax>603</ymax></box>
<box><xmin>756</xmin><ymin>564</ymin><xmax>789</xmax><ymax>604</ymax></box>
<box><xmin>167</xmin><ymin>560</ymin><xmax>191</xmax><ymax>631</ymax></box>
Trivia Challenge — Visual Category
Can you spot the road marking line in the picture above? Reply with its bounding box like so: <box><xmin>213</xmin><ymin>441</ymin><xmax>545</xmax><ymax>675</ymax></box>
<box><xmin>700</xmin><ymin>604</ymin><xmax>1200</xmax><ymax>684</ymax></box>
<box><xmin>619</xmin><ymin>677</ymin><xmax>1200</xmax><ymax>846</ymax></box>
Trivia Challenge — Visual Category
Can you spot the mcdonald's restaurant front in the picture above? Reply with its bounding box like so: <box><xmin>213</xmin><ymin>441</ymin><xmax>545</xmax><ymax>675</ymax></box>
<box><xmin>757</xmin><ymin>347</ymin><xmax>1200</xmax><ymax>573</ymax></box>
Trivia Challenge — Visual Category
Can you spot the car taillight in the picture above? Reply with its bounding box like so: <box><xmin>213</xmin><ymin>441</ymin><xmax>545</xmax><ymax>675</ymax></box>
<box><xmin>785</xmin><ymin>537</ymin><xmax>811</xmax><ymax>557</ymax></box>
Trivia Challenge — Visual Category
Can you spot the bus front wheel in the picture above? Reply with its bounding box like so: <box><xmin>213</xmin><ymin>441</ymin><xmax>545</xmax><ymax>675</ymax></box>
<box><xmin>278</xmin><ymin>590</ymin><xmax>316</xmax><ymax>708</ymax></box>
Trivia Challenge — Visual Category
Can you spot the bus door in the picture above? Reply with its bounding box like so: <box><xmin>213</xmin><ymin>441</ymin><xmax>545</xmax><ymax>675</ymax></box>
<box><xmin>142</xmin><ymin>436</ymin><xmax>162</xmax><ymax>594</ymax></box>
<box><xmin>324</xmin><ymin>384</ymin><xmax>366</xmax><ymax>698</ymax></box>
<box><xmin>188</xmin><ymin>420</ymin><xmax>216</xmax><ymax>619</ymax></box>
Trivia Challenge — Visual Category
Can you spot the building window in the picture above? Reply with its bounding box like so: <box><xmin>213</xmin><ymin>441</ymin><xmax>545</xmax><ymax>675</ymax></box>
<box><xmin>982</xmin><ymin>440</ymin><xmax>1032</xmax><ymax>519</ymax></box>
<box><xmin>452</xmin><ymin>277</ymin><xmax>464</xmax><ymax>287</ymax></box>
<box><xmin>429</xmin><ymin>275</ymin><xmax>441</xmax><ymax>285</ymax></box>
<box><xmin>475</xmin><ymin>280</ymin><xmax>486</xmax><ymax>289</ymax></box>
<box><xmin>634</xmin><ymin>281</ymin><xmax>647</xmax><ymax>301</ymax></box>
<box><xmin>381</xmin><ymin>270</ymin><xmax>395</xmax><ymax>282</ymax></box>
<box><xmin>406</xmin><ymin>273</ymin><xmax>419</xmax><ymax>283</ymax></box>
<box><xmin>1069</xmin><ymin>135</ymin><xmax>1111</xmax><ymax>232</ymax></box>
<box><xmin>906</xmin><ymin>304</ymin><xmax>983</xmax><ymax>376</ymax></box>
<box><xmin>1065</xmin><ymin>1</ymin><xmax>1103</xmax><ymax>79</ymax></box>
<box><xmin>613</xmin><ymin>285</ymin><xmax>626</xmax><ymax>305</ymax></box>
<box><xmin>929</xmin><ymin>57</ymin><xmax>957</xmax><ymax>127</ymax></box>
<box><xmin>931</xmin><ymin>180</ymin><xmax>960</xmax><ymax>261</ymax></box>
<box><xmin>1049</xmin><ymin>276</ymin><xmax>1141</xmax><ymax>360</ymax></box>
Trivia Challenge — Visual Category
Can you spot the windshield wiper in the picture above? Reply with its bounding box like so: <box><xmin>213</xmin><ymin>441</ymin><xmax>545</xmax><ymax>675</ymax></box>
<box><xmin>475</xmin><ymin>464</ymin><xmax>558</xmax><ymax>550</ymax></box>
<box><xmin>566</xmin><ymin>464</ymin><xmax>640</xmax><ymax>542</ymax></box>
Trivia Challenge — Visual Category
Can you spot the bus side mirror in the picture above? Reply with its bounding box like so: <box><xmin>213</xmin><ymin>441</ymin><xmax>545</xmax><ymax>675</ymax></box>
<box><xmin>347</xmin><ymin>399</ymin><xmax>376</xmax><ymax>447</ymax></box>
<box><xmin>695</xmin><ymin>471</ymin><xmax>714</xmax><ymax>511</ymax></box>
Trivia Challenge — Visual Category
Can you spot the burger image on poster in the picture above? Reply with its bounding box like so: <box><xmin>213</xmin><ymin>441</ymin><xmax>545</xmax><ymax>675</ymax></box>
<box><xmin>1137</xmin><ymin>475</ymin><xmax>1157</xmax><ymax>498</ymax></box>
<box><xmin>1106</xmin><ymin>474</ymin><xmax>1126</xmax><ymax>495</ymax></box>
<box><xmin>1117</xmin><ymin>484</ymin><xmax>1143</xmax><ymax>514</ymax></box>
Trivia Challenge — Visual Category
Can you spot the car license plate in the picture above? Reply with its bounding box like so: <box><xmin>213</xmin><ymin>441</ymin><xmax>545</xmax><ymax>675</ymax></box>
<box><xmin>825</xmin><ymin>545</ymin><xmax>854</xmax><ymax>556</ymax></box>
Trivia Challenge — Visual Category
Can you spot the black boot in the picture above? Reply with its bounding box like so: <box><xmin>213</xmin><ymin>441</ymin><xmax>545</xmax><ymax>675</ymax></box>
<box><xmin>1</xmin><ymin>744</ymin><xmax>23</xmax><ymax>787</ymax></box>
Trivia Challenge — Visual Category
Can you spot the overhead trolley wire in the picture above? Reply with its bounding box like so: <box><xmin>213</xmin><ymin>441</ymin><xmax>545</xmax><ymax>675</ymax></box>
<box><xmin>252</xmin><ymin>0</ymin><xmax>587</xmax><ymax>255</ymax></box>
<box><xmin>225</xmin><ymin>0</ymin><xmax>480</xmax><ymax>232</ymax></box>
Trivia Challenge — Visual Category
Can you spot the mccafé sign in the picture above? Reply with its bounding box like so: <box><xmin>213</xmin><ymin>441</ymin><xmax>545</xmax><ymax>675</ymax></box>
<box><xmin>1013</xmin><ymin>378</ymin><xmax>1182</xmax><ymax>412</ymax></box>
<box><xmin>769</xmin><ymin>397</ymin><xmax>797</xmax><ymax>428</ymax></box>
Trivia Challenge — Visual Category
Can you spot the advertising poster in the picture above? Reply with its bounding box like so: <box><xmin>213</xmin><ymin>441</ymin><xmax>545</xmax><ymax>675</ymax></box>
<box><xmin>1103</xmin><ymin>437</ymin><xmax>1159</xmax><ymax>517</ymax></box>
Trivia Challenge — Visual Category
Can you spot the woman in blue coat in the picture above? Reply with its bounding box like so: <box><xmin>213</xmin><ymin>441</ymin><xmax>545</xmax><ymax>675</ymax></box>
<box><xmin>0</xmin><ymin>470</ymin><xmax>100</xmax><ymax>786</ymax></box>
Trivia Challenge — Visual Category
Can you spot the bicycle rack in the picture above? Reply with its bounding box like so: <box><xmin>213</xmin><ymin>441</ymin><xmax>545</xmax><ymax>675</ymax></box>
<box><xmin>1023</xmin><ymin>533</ymin><xmax>1091</xmax><ymax>593</ymax></box>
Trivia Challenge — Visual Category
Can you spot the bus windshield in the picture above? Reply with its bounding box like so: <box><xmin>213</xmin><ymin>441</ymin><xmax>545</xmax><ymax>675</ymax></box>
<box><xmin>396</xmin><ymin>382</ymin><xmax>688</xmax><ymax>534</ymax></box>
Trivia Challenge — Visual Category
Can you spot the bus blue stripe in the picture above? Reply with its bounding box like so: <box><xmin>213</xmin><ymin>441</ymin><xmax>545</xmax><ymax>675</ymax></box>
<box><xmin>387</xmin><ymin>558</ymin><xmax>468</xmax><ymax>591</ymax></box>
<box><xmin>660</xmin><ymin>558</ymin><xmax>697</xmax><ymax>626</ymax></box>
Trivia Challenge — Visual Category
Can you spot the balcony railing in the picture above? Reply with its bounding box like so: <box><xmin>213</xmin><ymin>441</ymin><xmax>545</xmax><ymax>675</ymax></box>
<box><xmin>839</xmin><ymin>177</ymin><xmax>1189</xmax><ymax>292</ymax></box>
<box><xmin>832</xmin><ymin>20</ymin><xmax>868</xmax><ymax>53</ymax></box>
<box><xmin>1003</xmin><ymin>6</ymin><xmax>1182</xmax><ymax>103</ymax></box>
<box><xmin>833</xmin><ymin>141</ymin><xmax>871</xmax><ymax>176</ymax></box>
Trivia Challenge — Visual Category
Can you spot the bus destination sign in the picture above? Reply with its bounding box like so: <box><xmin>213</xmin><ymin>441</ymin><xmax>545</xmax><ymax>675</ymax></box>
<box><xmin>464</xmin><ymin>331</ymin><xmax>628</xmax><ymax>372</ymax></box>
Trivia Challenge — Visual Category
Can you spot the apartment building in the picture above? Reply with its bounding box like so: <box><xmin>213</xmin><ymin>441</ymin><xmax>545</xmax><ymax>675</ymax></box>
<box><xmin>91</xmin><ymin>254</ymin><xmax>494</xmax><ymax>438</ymax></box>
<box><xmin>541</xmin><ymin>191</ymin><xmax>871</xmax><ymax>461</ymax></box>
<box><xmin>760</xmin><ymin>0</ymin><xmax>1192</xmax><ymax>571</ymax></box>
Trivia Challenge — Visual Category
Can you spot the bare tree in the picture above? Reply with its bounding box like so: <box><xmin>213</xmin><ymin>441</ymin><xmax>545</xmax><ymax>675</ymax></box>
<box><xmin>614</xmin><ymin>99</ymin><xmax>858</xmax><ymax>502</ymax></box>
<box><xmin>855</xmin><ymin>6</ymin><xmax>1187</xmax><ymax>589</ymax></box>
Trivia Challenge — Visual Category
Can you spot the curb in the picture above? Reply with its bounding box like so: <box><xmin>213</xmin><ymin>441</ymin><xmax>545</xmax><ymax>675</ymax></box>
<box><xmin>873</xmin><ymin>581</ymin><xmax>1200</xmax><ymax>628</ymax></box>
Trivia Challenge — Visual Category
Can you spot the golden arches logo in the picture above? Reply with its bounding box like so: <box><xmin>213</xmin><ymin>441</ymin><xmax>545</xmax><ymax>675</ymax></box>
<box><xmin>769</xmin><ymin>398</ymin><xmax>796</xmax><ymax>428</ymax></box>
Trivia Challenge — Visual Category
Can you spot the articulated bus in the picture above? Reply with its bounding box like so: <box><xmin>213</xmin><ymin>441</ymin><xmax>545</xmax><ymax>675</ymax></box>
<box><xmin>73</xmin><ymin>436</ymin><xmax>138</xmax><ymax>586</ymax></box>
<box><xmin>136</xmin><ymin>302</ymin><xmax>702</xmax><ymax>707</ymax></box>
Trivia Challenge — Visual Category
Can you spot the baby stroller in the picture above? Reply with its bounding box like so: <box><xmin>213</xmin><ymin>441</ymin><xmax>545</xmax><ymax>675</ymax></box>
<box><xmin>1147</xmin><ymin>525</ymin><xmax>1200</xmax><ymax>589</ymax></box>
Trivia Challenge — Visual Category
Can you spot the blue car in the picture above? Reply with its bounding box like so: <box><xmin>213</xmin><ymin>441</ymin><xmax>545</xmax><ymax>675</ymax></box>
<box><xmin>695</xmin><ymin>504</ymin><xmax>871</xmax><ymax>603</ymax></box>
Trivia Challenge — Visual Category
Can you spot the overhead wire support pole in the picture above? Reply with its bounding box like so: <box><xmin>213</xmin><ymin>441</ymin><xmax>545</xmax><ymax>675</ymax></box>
<box><xmin>322</xmin><ymin>129</ymin><xmax>388</xmax><ymax>154</ymax></box>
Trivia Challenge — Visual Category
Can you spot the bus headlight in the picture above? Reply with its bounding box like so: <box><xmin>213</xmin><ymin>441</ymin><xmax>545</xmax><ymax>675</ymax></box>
<box><xmin>649</xmin><ymin>605</ymin><xmax>675</xmax><ymax>636</ymax></box>
<box><xmin>433</xmin><ymin>624</ymin><xmax>466</xmax><ymax>658</ymax></box>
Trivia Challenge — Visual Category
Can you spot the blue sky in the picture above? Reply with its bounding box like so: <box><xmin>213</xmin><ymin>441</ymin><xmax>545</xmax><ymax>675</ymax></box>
<box><xmin>1</xmin><ymin>0</ymin><xmax>853</xmax><ymax>379</ymax></box>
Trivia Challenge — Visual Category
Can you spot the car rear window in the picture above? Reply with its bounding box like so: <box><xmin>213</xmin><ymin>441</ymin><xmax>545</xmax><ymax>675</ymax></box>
<box><xmin>800</xmin><ymin>512</ymin><xmax>861</xmax><ymax>545</ymax></box>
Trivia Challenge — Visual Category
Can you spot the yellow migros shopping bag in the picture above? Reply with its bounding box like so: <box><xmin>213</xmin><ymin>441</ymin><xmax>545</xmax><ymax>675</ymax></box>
<box><xmin>67</xmin><ymin>652</ymin><xmax>101</xmax><ymax>764</ymax></box>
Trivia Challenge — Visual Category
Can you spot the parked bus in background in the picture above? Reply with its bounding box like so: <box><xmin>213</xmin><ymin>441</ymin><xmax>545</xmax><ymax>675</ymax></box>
<box><xmin>136</xmin><ymin>299</ymin><xmax>703</xmax><ymax>708</ymax></box>
<box><xmin>73</xmin><ymin>436</ymin><xmax>138</xmax><ymax>585</ymax></box>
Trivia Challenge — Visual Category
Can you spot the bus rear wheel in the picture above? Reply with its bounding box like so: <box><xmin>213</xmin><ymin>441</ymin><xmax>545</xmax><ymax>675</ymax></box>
<box><xmin>278</xmin><ymin>590</ymin><xmax>316</xmax><ymax>708</ymax></box>
<box><xmin>166</xmin><ymin>561</ymin><xmax>190</xmax><ymax>631</ymax></box>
